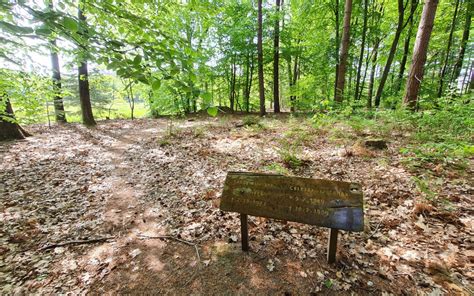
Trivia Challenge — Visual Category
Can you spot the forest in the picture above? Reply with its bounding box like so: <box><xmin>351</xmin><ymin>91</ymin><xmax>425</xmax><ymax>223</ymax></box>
<box><xmin>1</xmin><ymin>0</ymin><xmax>473</xmax><ymax>294</ymax></box>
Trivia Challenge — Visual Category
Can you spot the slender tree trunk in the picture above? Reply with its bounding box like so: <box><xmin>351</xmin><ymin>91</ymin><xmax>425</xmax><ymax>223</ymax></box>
<box><xmin>244</xmin><ymin>52</ymin><xmax>251</xmax><ymax>113</ymax></box>
<box><xmin>334</xmin><ymin>0</ymin><xmax>340</xmax><ymax>99</ymax></box>
<box><xmin>374</xmin><ymin>0</ymin><xmax>406</xmax><ymax>107</ymax></box>
<box><xmin>367</xmin><ymin>39</ymin><xmax>380</xmax><ymax>108</ymax></box>
<box><xmin>451</xmin><ymin>1</ymin><xmax>472</xmax><ymax>86</ymax></box>
<box><xmin>78</xmin><ymin>2</ymin><xmax>96</xmax><ymax>126</ymax></box>
<box><xmin>354</xmin><ymin>0</ymin><xmax>368</xmax><ymax>101</ymax></box>
<box><xmin>404</xmin><ymin>0</ymin><xmax>439</xmax><ymax>110</ymax></box>
<box><xmin>129</xmin><ymin>82</ymin><xmax>135</xmax><ymax>120</ymax></box>
<box><xmin>359</xmin><ymin>42</ymin><xmax>371</xmax><ymax>101</ymax></box>
<box><xmin>273</xmin><ymin>0</ymin><xmax>281</xmax><ymax>113</ymax></box>
<box><xmin>469</xmin><ymin>62</ymin><xmax>474</xmax><ymax>92</ymax></box>
<box><xmin>437</xmin><ymin>0</ymin><xmax>460</xmax><ymax>97</ymax></box>
<box><xmin>290</xmin><ymin>53</ymin><xmax>299</xmax><ymax>112</ymax></box>
<box><xmin>248</xmin><ymin>56</ymin><xmax>255</xmax><ymax>112</ymax></box>
<box><xmin>0</xmin><ymin>97</ymin><xmax>30</xmax><ymax>141</ymax></box>
<box><xmin>334</xmin><ymin>0</ymin><xmax>352</xmax><ymax>102</ymax></box>
<box><xmin>397</xmin><ymin>0</ymin><xmax>418</xmax><ymax>92</ymax></box>
<box><xmin>49</xmin><ymin>2</ymin><xmax>67</xmax><ymax>123</ymax></box>
<box><xmin>230</xmin><ymin>60</ymin><xmax>236</xmax><ymax>111</ymax></box>
<box><xmin>258</xmin><ymin>0</ymin><xmax>266</xmax><ymax>116</ymax></box>
<box><xmin>50</xmin><ymin>40</ymin><xmax>67</xmax><ymax>123</ymax></box>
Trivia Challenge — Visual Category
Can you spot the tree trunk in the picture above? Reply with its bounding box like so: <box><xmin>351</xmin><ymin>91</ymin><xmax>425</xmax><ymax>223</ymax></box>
<box><xmin>273</xmin><ymin>0</ymin><xmax>281</xmax><ymax>113</ymax></box>
<box><xmin>244</xmin><ymin>53</ymin><xmax>251</xmax><ymax>113</ymax></box>
<box><xmin>49</xmin><ymin>2</ymin><xmax>67</xmax><ymax>123</ymax></box>
<box><xmin>354</xmin><ymin>0</ymin><xmax>368</xmax><ymax>101</ymax></box>
<box><xmin>129</xmin><ymin>82</ymin><xmax>135</xmax><ymax>120</ymax></box>
<box><xmin>359</xmin><ymin>42</ymin><xmax>371</xmax><ymax>101</ymax></box>
<box><xmin>78</xmin><ymin>2</ymin><xmax>96</xmax><ymax>126</ymax></box>
<box><xmin>451</xmin><ymin>0</ymin><xmax>472</xmax><ymax>86</ymax></box>
<box><xmin>334</xmin><ymin>0</ymin><xmax>352</xmax><ymax>102</ymax></box>
<box><xmin>403</xmin><ymin>0</ymin><xmax>439</xmax><ymax>110</ymax></box>
<box><xmin>258</xmin><ymin>0</ymin><xmax>266</xmax><ymax>116</ymax></box>
<box><xmin>248</xmin><ymin>56</ymin><xmax>255</xmax><ymax>112</ymax></box>
<box><xmin>0</xmin><ymin>97</ymin><xmax>30</xmax><ymax>141</ymax></box>
<box><xmin>374</xmin><ymin>0</ymin><xmax>406</xmax><ymax>107</ymax></box>
<box><xmin>396</xmin><ymin>0</ymin><xmax>418</xmax><ymax>93</ymax></box>
<box><xmin>334</xmin><ymin>0</ymin><xmax>340</xmax><ymax>99</ymax></box>
<box><xmin>469</xmin><ymin>62</ymin><xmax>474</xmax><ymax>92</ymax></box>
<box><xmin>367</xmin><ymin>39</ymin><xmax>380</xmax><ymax>108</ymax></box>
<box><xmin>290</xmin><ymin>53</ymin><xmax>299</xmax><ymax>112</ymax></box>
<box><xmin>437</xmin><ymin>0</ymin><xmax>460</xmax><ymax>97</ymax></box>
<box><xmin>50</xmin><ymin>40</ymin><xmax>67</xmax><ymax>123</ymax></box>
<box><xmin>230</xmin><ymin>60</ymin><xmax>236</xmax><ymax>111</ymax></box>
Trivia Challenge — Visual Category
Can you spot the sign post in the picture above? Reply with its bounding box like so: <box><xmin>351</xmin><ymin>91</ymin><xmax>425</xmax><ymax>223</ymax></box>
<box><xmin>220</xmin><ymin>172</ymin><xmax>364</xmax><ymax>263</ymax></box>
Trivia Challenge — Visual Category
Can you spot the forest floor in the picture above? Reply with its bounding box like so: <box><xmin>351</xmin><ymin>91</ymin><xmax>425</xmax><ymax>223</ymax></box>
<box><xmin>1</xmin><ymin>115</ymin><xmax>472</xmax><ymax>295</ymax></box>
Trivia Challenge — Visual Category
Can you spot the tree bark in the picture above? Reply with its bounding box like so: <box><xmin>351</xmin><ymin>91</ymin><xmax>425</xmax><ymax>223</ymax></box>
<box><xmin>374</xmin><ymin>0</ymin><xmax>406</xmax><ymax>107</ymax></box>
<box><xmin>359</xmin><ymin>42</ymin><xmax>371</xmax><ymax>101</ymax></box>
<box><xmin>403</xmin><ymin>0</ymin><xmax>439</xmax><ymax>110</ymax></box>
<box><xmin>78</xmin><ymin>2</ymin><xmax>96</xmax><ymax>126</ymax></box>
<box><xmin>334</xmin><ymin>0</ymin><xmax>352</xmax><ymax>103</ymax></box>
<box><xmin>333</xmin><ymin>0</ymin><xmax>340</xmax><ymax>99</ymax></box>
<box><xmin>0</xmin><ymin>97</ymin><xmax>30</xmax><ymax>141</ymax></box>
<box><xmin>49</xmin><ymin>2</ymin><xmax>67</xmax><ymax>123</ymax></box>
<box><xmin>451</xmin><ymin>0</ymin><xmax>472</xmax><ymax>86</ymax></box>
<box><xmin>50</xmin><ymin>40</ymin><xmax>67</xmax><ymax>123</ymax></box>
<box><xmin>258</xmin><ymin>0</ymin><xmax>266</xmax><ymax>116</ymax></box>
<box><xmin>396</xmin><ymin>0</ymin><xmax>418</xmax><ymax>92</ymax></box>
<box><xmin>437</xmin><ymin>0</ymin><xmax>460</xmax><ymax>97</ymax></box>
<box><xmin>244</xmin><ymin>52</ymin><xmax>251</xmax><ymax>113</ymax></box>
<box><xmin>354</xmin><ymin>0</ymin><xmax>368</xmax><ymax>101</ymax></box>
<box><xmin>367</xmin><ymin>39</ymin><xmax>380</xmax><ymax>108</ymax></box>
<box><xmin>273</xmin><ymin>0</ymin><xmax>281</xmax><ymax>113</ymax></box>
<box><xmin>230</xmin><ymin>60</ymin><xmax>236</xmax><ymax>111</ymax></box>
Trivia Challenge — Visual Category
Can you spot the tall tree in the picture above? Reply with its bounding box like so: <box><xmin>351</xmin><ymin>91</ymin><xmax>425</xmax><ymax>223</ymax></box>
<box><xmin>257</xmin><ymin>0</ymin><xmax>266</xmax><ymax>116</ymax></box>
<box><xmin>451</xmin><ymin>0</ymin><xmax>472</xmax><ymax>86</ymax></box>
<box><xmin>374</xmin><ymin>0</ymin><xmax>413</xmax><ymax>107</ymax></box>
<box><xmin>333</xmin><ymin>0</ymin><xmax>341</xmax><ymax>99</ymax></box>
<box><xmin>50</xmin><ymin>39</ymin><xmax>67</xmax><ymax>123</ymax></box>
<box><xmin>354</xmin><ymin>0</ymin><xmax>368</xmax><ymax>101</ymax></box>
<box><xmin>396</xmin><ymin>0</ymin><xmax>418</xmax><ymax>92</ymax></box>
<box><xmin>273</xmin><ymin>0</ymin><xmax>281</xmax><ymax>113</ymax></box>
<box><xmin>77</xmin><ymin>1</ymin><xmax>96</xmax><ymax>126</ymax></box>
<box><xmin>334</xmin><ymin>0</ymin><xmax>352</xmax><ymax>102</ymax></box>
<box><xmin>437</xmin><ymin>0</ymin><xmax>460</xmax><ymax>97</ymax></box>
<box><xmin>403</xmin><ymin>0</ymin><xmax>440</xmax><ymax>110</ymax></box>
<box><xmin>367</xmin><ymin>38</ymin><xmax>380</xmax><ymax>108</ymax></box>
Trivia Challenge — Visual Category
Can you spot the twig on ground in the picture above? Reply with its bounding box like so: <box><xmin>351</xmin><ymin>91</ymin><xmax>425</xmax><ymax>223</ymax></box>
<box><xmin>138</xmin><ymin>234</ymin><xmax>201</xmax><ymax>263</ymax></box>
<box><xmin>367</xmin><ymin>220</ymin><xmax>383</xmax><ymax>239</ymax></box>
<box><xmin>38</xmin><ymin>236</ymin><xmax>115</xmax><ymax>251</ymax></box>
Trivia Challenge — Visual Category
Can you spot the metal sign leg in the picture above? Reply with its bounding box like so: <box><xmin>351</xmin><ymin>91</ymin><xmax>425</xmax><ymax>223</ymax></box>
<box><xmin>240</xmin><ymin>214</ymin><xmax>249</xmax><ymax>252</ymax></box>
<box><xmin>327</xmin><ymin>228</ymin><xmax>339</xmax><ymax>263</ymax></box>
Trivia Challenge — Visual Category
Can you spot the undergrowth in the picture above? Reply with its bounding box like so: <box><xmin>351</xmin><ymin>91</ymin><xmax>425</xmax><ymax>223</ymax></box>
<box><xmin>312</xmin><ymin>99</ymin><xmax>473</xmax><ymax>172</ymax></box>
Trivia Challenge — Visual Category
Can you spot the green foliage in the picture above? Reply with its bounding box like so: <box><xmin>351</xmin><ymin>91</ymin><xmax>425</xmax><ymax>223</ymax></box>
<box><xmin>242</xmin><ymin>116</ymin><xmax>261</xmax><ymax>127</ymax></box>
<box><xmin>207</xmin><ymin>107</ymin><xmax>218</xmax><ymax>117</ymax></box>
<box><xmin>264</xmin><ymin>163</ymin><xmax>291</xmax><ymax>175</ymax></box>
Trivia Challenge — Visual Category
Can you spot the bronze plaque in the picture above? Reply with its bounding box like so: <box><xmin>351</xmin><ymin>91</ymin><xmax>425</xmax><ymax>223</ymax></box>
<box><xmin>220</xmin><ymin>172</ymin><xmax>364</xmax><ymax>232</ymax></box>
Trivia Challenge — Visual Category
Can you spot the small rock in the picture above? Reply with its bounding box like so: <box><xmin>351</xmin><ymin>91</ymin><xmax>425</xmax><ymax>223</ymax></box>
<box><xmin>367</xmin><ymin>281</ymin><xmax>374</xmax><ymax>287</ymax></box>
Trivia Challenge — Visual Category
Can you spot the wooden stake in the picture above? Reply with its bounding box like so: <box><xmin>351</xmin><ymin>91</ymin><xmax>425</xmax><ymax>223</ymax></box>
<box><xmin>240</xmin><ymin>213</ymin><xmax>249</xmax><ymax>252</ymax></box>
<box><xmin>327</xmin><ymin>228</ymin><xmax>339</xmax><ymax>263</ymax></box>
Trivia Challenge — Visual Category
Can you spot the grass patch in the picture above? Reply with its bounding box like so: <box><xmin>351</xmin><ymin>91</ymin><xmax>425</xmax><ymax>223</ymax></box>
<box><xmin>264</xmin><ymin>163</ymin><xmax>291</xmax><ymax>175</ymax></box>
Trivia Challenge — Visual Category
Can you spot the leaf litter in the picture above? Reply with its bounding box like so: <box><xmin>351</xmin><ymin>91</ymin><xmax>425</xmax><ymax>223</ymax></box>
<box><xmin>0</xmin><ymin>116</ymin><xmax>472</xmax><ymax>294</ymax></box>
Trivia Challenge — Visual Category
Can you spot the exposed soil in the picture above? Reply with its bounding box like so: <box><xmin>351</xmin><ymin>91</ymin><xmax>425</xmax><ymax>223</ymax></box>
<box><xmin>1</xmin><ymin>116</ymin><xmax>472</xmax><ymax>295</ymax></box>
